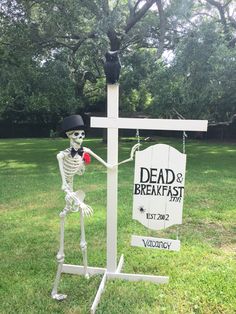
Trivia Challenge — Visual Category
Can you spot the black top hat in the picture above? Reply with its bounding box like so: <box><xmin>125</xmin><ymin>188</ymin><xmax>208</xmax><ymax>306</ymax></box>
<box><xmin>62</xmin><ymin>115</ymin><xmax>85</xmax><ymax>132</ymax></box>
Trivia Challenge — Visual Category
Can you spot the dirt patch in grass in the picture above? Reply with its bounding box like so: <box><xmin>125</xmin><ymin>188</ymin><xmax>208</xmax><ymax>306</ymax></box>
<box><xmin>154</xmin><ymin>220</ymin><xmax>235</xmax><ymax>252</ymax></box>
<box><xmin>183</xmin><ymin>220</ymin><xmax>235</xmax><ymax>249</ymax></box>
<box><xmin>220</xmin><ymin>243</ymin><xmax>236</xmax><ymax>254</ymax></box>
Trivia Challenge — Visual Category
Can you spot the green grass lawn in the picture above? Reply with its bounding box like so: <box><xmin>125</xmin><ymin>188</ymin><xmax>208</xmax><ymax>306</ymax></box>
<box><xmin>0</xmin><ymin>137</ymin><xmax>235</xmax><ymax>314</ymax></box>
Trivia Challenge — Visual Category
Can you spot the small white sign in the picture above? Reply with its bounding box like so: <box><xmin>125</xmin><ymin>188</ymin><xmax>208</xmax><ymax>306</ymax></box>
<box><xmin>133</xmin><ymin>144</ymin><xmax>186</xmax><ymax>230</ymax></box>
<box><xmin>131</xmin><ymin>235</ymin><xmax>180</xmax><ymax>251</ymax></box>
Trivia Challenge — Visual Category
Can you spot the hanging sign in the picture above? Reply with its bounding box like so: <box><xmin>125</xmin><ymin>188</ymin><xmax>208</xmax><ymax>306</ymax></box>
<box><xmin>132</xmin><ymin>144</ymin><xmax>186</xmax><ymax>230</ymax></box>
<box><xmin>131</xmin><ymin>235</ymin><xmax>180</xmax><ymax>251</ymax></box>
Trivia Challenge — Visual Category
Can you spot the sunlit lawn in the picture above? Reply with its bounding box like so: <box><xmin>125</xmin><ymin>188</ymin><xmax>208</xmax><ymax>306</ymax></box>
<box><xmin>0</xmin><ymin>137</ymin><xmax>235</xmax><ymax>314</ymax></box>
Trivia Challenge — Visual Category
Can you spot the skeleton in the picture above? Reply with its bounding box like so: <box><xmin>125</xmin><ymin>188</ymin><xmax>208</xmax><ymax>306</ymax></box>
<box><xmin>51</xmin><ymin>116</ymin><xmax>140</xmax><ymax>301</ymax></box>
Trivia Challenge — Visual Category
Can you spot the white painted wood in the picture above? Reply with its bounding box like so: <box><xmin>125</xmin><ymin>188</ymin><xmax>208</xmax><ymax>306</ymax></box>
<box><xmin>133</xmin><ymin>144</ymin><xmax>186</xmax><ymax>230</ymax></box>
<box><xmin>107</xmin><ymin>84</ymin><xmax>119</xmax><ymax>272</ymax></box>
<box><xmin>91</xmin><ymin>117</ymin><xmax>208</xmax><ymax>132</ymax></box>
<box><xmin>62</xmin><ymin>264</ymin><xmax>106</xmax><ymax>275</ymax></box>
<box><xmin>107</xmin><ymin>272</ymin><xmax>169</xmax><ymax>284</ymax></box>
<box><xmin>90</xmin><ymin>272</ymin><xmax>107</xmax><ymax>314</ymax></box>
<box><xmin>131</xmin><ymin>235</ymin><xmax>180</xmax><ymax>251</ymax></box>
<box><xmin>116</xmin><ymin>254</ymin><xmax>124</xmax><ymax>273</ymax></box>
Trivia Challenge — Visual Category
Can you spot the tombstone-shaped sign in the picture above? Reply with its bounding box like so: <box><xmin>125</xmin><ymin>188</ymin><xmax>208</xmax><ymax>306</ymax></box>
<box><xmin>133</xmin><ymin>144</ymin><xmax>186</xmax><ymax>230</ymax></box>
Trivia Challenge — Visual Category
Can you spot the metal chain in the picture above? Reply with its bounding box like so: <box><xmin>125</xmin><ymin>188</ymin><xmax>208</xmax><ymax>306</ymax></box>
<box><xmin>176</xmin><ymin>131</ymin><xmax>188</xmax><ymax>240</ymax></box>
<box><xmin>183</xmin><ymin>131</ymin><xmax>187</xmax><ymax>154</ymax></box>
<box><xmin>136</xmin><ymin>129</ymin><xmax>140</xmax><ymax>150</ymax></box>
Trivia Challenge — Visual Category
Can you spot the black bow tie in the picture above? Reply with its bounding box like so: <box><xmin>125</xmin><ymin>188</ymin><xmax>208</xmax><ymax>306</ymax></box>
<box><xmin>70</xmin><ymin>147</ymin><xmax>83</xmax><ymax>158</ymax></box>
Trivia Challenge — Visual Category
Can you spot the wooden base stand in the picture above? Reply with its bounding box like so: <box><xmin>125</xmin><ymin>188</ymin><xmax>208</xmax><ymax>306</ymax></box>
<box><xmin>62</xmin><ymin>254</ymin><xmax>169</xmax><ymax>314</ymax></box>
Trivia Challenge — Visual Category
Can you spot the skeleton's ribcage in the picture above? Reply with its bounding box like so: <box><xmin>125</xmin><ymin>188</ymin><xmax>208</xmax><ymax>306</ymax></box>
<box><xmin>63</xmin><ymin>155</ymin><xmax>85</xmax><ymax>189</ymax></box>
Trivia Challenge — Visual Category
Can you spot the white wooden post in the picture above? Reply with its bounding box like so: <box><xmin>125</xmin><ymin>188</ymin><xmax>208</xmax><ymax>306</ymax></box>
<box><xmin>107</xmin><ymin>84</ymin><xmax>119</xmax><ymax>272</ymax></box>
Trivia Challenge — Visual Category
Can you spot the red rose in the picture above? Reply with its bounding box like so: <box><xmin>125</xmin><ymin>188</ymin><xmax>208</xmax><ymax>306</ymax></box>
<box><xmin>83</xmin><ymin>152</ymin><xmax>91</xmax><ymax>164</ymax></box>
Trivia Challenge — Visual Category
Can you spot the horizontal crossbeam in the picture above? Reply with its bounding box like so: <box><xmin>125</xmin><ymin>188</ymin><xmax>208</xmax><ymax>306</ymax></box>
<box><xmin>62</xmin><ymin>264</ymin><xmax>106</xmax><ymax>276</ymax></box>
<box><xmin>91</xmin><ymin>117</ymin><xmax>208</xmax><ymax>132</ymax></box>
<box><xmin>107</xmin><ymin>272</ymin><xmax>169</xmax><ymax>284</ymax></box>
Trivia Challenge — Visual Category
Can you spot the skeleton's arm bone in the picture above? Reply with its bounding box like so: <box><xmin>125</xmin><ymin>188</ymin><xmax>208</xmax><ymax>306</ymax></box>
<box><xmin>57</xmin><ymin>151</ymin><xmax>70</xmax><ymax>191</ymax></box>
<box><xmin>84</xmin><ymin>143</ymin><xmax>140</xmax><ymax>169</ymax></box>
<box><xmin>117</xmin><ymin>157</ymin><xmax>133</xmax><ymax>166</ymax></box>
<box><xmin>83</xmin><ymin>147</ymin><xmax>113</xmax><ymax>169</ymax></box>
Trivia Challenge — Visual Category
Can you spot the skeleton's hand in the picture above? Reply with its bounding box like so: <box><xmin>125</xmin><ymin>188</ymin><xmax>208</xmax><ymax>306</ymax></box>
<box><xmin>83</xmin><ymin>147</ymin><xmax>91</xmax><ymax>154</ymax></box>
<box><xmin>130</xmin><ymin>143</ymin><xmax>141</xmax><ymax>159</ymax></box>
<box><xmin>65</xmin><ymin>191</ymin><xmax>79</xmax><ymax>205</ymax></box>
<box><xmin>72</xmin><ymin>193</ymin><xmax>93</xmax><ymax>216</ymax></box>
<box><xmin>65</xmin><ymin>191</ymin><xmax>93</xmax><ymax>216</ymax></box>
<box><xmin>79</xmin><ymin>202</ymin><xmax>93</xmax><ymax>217</ymax></box>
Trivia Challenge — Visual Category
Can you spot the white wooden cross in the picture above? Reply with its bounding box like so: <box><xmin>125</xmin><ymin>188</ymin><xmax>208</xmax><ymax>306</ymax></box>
<box><xmin>60</xmin><ymin>84</ymin><xmax>207</xmax><ymax>313</ymax></box>
<box><xmin>89</xmin><ymin>84</ymin><xmax>208</xmax><ymax>312</ymax></box>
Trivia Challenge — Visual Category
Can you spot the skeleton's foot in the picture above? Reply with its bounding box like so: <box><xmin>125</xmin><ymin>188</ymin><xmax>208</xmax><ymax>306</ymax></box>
<box><xmin>51</xmin><ymin>292</ymin><xmax>67</xmax><ymax>301</ymax></box>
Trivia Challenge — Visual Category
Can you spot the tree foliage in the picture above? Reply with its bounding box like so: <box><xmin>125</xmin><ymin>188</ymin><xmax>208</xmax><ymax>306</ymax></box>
<box><xmin>0</xmin><ymin>0</ymin><xmax>235</xmax><ymax>126</ymax></box>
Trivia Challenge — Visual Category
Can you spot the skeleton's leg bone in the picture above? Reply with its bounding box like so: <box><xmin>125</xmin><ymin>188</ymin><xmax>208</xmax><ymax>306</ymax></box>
<box><xmin>80</xmin><ymin>211</ymin><xmax>89</xmax><ymax>279</ymax></box>
<box><xmin>51</xmin><ymin>208</ymin><xmax>68</xmax><ymax>300</ymax></box>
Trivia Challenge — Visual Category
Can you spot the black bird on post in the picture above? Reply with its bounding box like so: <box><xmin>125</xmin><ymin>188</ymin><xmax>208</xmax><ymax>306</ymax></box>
<box><xmin>104</xmin><ymin>51</ymin><xmax>121</xmax><ymax>84</ymax></box>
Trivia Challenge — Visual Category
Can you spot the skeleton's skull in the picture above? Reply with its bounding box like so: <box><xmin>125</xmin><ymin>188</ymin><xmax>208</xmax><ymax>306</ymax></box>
<box><xmin>66</xmin><ymin>129</ymin><xmax>85</xmax><ymax>145</ymax></box>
